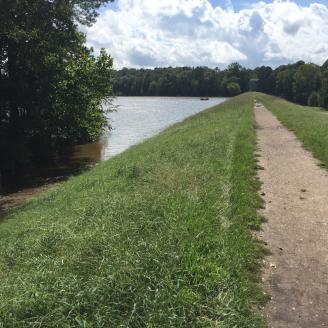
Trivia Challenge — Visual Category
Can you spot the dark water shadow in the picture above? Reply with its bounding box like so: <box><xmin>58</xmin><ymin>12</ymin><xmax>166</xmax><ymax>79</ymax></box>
<box><xmin>0</xmin><ymin>138</ymin><xmax>108</xmax><ymax>217</ymax></box>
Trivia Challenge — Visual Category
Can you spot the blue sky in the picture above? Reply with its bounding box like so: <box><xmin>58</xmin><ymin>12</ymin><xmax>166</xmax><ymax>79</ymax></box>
<box><xmin>88</xmin><ymin>0</ymin><xmax>328</xmax><ymax>68</ymax></box>
<box><xmin>103</xmin><ymin>0</ymin><xmax>328</xmax><ymax>12</ymax></box>
<box><xmin>211</xmin><ymin>0</ymin><xmax>328</xmax><ymax>10</ymax></box>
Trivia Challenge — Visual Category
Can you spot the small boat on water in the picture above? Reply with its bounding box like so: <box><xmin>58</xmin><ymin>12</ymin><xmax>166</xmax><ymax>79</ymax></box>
<box><xmin>200</xmin><ymin>97</ymin><xmax>209</xmax><ymax>101</ymax></box>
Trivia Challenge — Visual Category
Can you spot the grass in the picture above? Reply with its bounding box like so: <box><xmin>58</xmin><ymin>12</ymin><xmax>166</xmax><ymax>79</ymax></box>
<box><xmin>256</xmin><ymin>93</ymin><xmax>328</xmax><ymax>168</ymax></box>
<box><xmin>0</xmin><ymin>93</ymin><xmax>266</xmax><ymax>327</ymax></box>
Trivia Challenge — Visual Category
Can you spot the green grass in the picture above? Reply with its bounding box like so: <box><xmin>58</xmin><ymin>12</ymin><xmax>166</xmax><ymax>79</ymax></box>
<box><xmin>0</xmin><ymin>93</ymin><xmax>266</xmax><ymax>327</ymax></box>
<box><xmin>256</xmin><ymin>93</ymin><xmax>328</xmax><ymax>168</ymax></box>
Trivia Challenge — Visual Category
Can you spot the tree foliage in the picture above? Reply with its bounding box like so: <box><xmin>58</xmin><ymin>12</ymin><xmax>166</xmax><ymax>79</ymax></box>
<box><xmin>113</xmin><ymin>59</ymin><xmax>328</xmax><ymax>110</ymax></box>
<box><xmin>226</xmin><ymin>82</ymin><xmax>241</xmax><ymax>96</ymax></box>
<box><xmin>293</xmin><ymin>64</ymin><xmax>321</xmax><ymax>105</ymax></box>
<box><xmin>307</xmin><ymin>91</ymin><xmax>320</xmax><ymax>107</ymax></box>
<box><xmin>319</xmin><ymin>72</ymin><xmax>328</xmax><ymax>108</ymax></box>
<box><xmin>113</xmin><ymin>67</ymin><xmax>224</xmax><ymax>97</ymax></box>
<box><xmin>254</xmin><ymin>66</ymin><xmax>275</xmax><ymax>94</ymax></box>
<box><xmin>0</xmin><ymin>0</ymin><xmax>113</xmax><ymax>186</ymax></box>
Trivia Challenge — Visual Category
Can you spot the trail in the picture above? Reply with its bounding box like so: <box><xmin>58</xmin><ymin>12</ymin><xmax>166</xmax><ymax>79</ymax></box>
<box><xmin>255</xmin><ymin>103</ymin><xmax>328</xmax><ymax>327</ymax></box>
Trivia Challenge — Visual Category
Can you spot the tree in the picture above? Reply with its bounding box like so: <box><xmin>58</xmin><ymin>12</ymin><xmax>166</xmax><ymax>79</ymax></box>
<box><xmin>307</xmin><ymin>91</ymin><xmax>320</xmax><ymax>107</ymax></box>
<box><xmin>319</xmin><ymin>72</ymin><xmax>328</xmax><ymax>109</ymax></box>
<box><xmin>275</xmin><ymin>69</ymin><xmax>295</xmax><ymax>100</ymax></box>
<box><xmin>225</xmin><ymin>62</ymin><xmax>250</xmax><ymax>92</ymax></box>
<box><xmin>226</xmin><ymin>82</ymin><xmax>241</xmax><ymax>96</ymax></box>
<box><xmin>255</xmin><ymin>66</ymin><xmax>275</xmax><ymax>94</ymax></box>
<box><xmin>293</xmin><ymin>64</ymin><xmax>321</xmax><ymax>105</ymax></box>
<box><xmin>0</xmin><ymin>0</ymin><xmax>114</xmax><ymax>189</ymax></box>
<box><xmin>52</xmin><ymin>48</ymin><xmax>113</xmax><ymax>142</ymax></box>
<box><xmin>112</xmin><ymin>60</ymin><xmax>328</xmax><ymax>110</ymax></box>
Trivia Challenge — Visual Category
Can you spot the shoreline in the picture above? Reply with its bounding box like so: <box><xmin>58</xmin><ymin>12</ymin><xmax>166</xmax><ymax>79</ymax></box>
<box><xmin>0</xmin><ymin>97</ymin><xmax>227</xmax><ymax>215</ymax></box>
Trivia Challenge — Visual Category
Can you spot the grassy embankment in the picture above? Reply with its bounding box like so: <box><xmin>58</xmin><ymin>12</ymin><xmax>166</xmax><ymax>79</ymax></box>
<box><xmin>0</xmin><ymin>93</ymin><xmax>266</xmax><ymax>327</ymax></box>
<box><xmin>257</xmin><ymin>93</ymin><xmax>328</xmax><ymax>168</ymax></box>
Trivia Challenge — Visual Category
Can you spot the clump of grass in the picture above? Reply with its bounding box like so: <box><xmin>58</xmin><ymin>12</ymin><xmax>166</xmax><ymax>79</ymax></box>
<box><xmin>0</xmin><ymin>93</ymin><xmax>266</xmax><ymax>327</ymax></box>
<box><xmin>256</xmin><ymin>93</ymin><xmax>328</xmax><ymax>168</ymax></box>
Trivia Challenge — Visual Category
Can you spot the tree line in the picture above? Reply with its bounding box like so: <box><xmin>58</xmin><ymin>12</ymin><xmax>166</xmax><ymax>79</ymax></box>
<box><xmin>0</xmin><ymin>0</ymin><xmax>114</xmax><ymax>191</ymax></box>
<box><xmin>113</xmin><ymin>61</ymin><xmax>328</xmax><ymax>108</ymax></box>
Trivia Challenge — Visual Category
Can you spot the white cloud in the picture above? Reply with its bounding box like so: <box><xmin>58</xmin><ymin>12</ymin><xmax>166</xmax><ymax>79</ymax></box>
<box><xmin>84</xmin><ymin>0</ymin><xmax>328</xmax><ymax>68</ymax></box>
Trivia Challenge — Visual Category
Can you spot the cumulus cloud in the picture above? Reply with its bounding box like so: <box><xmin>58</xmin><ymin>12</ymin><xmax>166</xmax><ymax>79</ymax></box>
<box><xmin>84</xmin><ymin>0</ymin><xmax>328</xmax><ymax>68</ymax></box>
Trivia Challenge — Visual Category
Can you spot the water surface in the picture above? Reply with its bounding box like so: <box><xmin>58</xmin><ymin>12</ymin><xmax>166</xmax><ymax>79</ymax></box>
<box><xmin>72</xmin><ymin>97</ymin><xmax>227</xmax><ymax>162</ymax></box>
<box><xmin>1</xmin><ymin>97</ymin><xmax>227</xmax><ymax>200</ymax></box>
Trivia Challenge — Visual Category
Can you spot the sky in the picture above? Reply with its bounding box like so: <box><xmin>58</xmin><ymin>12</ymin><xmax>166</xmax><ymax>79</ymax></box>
<box><xmin>84</xmin><ymin>0</ymin><xmax>328</xmax><ymax>69</ymax></box>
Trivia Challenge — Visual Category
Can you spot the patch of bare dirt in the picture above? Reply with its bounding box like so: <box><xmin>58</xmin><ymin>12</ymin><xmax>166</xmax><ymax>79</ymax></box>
<box><xmin>0</xmin><ymin>183</ymin><xmax>58</xmax><ymax>218</ymax></box>
<box><xmin>256</xmin><ymin>104</ymin><xmax>328</xmax><ymax>328</ymax></box>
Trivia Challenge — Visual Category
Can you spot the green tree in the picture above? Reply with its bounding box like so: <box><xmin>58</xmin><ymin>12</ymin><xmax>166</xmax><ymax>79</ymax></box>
<box><xmin>148</xmin><ymin>80</ymin><xmax>160</xmax><ymax>96</ymax></box>
<box><xmin>275</xmin><ymin>69</ymin><xmax>295</xmax><ymax>100</ymax></box>
<box><xmin>319</xmin><ymin>72</ymin><xmax>328</xmax><ymax>109</ymax></box>
<box><xmin>293</xmin><ymin>64</ymin><xmax>321</xmax><ymax>105</ymax></box>
<box><xmin>225</xmin><ymin>62</ymin><xmax>250</xmax><ymax>92</ymax></box>
<box><xmin>176</xmin><ymin>69</ymin><xmax>192</xmax><ymax>96</ymax></box>
<box><xmin>307</xmin><ymin>91</ymin><xmax>320</xmax><ymax>107</ymax></box>
<box><xmin>52</xmin><ymin>48</ymin><xmax>113</xmax><ymax>142</ymax></box>
<box><xmin>255</xmin><ymin>66</ymin><xmax>275</xmax><ymax>94</ymax></box>
<box><xmin>0</xmin><ymin>0</ymin><xmax>114</xmax><ymax>189</ymax></box>
<box><xmin>226</xmin><ymin>82</ymin><xmax>241</xmax><ymax>96</ymax></box>
<box><xmin>190</xmin><ymin>79</ymin><xmax>200</xmax><ymax>95</ymax></box>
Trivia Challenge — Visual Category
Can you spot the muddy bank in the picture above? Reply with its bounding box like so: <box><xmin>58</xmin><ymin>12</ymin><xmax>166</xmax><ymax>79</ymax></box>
<box><xmin>0</xmin><ymin>182</ymin><xmax>58</xmax><ymax>215</ymax></box>
<box><xmin>0</xmin><ymin>148</ymin><xmax>99</xmax><ymax>216</ymax></box>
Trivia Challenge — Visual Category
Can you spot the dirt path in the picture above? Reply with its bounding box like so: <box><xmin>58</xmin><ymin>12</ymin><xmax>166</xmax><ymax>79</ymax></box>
<box><xmin>255</xmin><ymin>103</ymin><xmax>328</xmax><ymax>328</ymax></box>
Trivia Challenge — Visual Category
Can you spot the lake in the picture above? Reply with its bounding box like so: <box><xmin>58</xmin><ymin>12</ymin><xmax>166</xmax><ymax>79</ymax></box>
<box><xmin>1</xmin><ymin>97</ymin><xmax>227</xmax><ymax>201</ymax></box>
<box><xmin>71</xmin><ymin>97</ymin><xmax>227</xmax><ymax>163</ymax></box>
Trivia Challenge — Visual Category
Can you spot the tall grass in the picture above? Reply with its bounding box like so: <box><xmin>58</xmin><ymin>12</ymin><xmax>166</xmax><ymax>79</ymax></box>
<box><xmin>0</xmin><ymin>93</ymin><xmax>265</xmax><ymax>327</ymax></box>
<box><xmin>257</xmin><ymin>93</ymin><xmax>328</xmax><ymax>168</ymax></box>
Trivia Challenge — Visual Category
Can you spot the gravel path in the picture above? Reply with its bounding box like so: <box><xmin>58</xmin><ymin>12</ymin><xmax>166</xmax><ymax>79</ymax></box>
<box><xmin>255</xmin><ymin>103</ymin><xmax>328</xmax><ymax>328</ymax></box>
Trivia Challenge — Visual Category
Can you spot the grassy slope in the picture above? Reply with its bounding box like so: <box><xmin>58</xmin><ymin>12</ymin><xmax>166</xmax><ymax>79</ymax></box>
<box><xmin>0</xmin><ymin>93</ymin><xmax>265</xmax><ymax>327</ymax></box>
<box><xmin>256</xmin><ymin>93</ymin><xmax>328</xmax><ymax>168</ymax></box>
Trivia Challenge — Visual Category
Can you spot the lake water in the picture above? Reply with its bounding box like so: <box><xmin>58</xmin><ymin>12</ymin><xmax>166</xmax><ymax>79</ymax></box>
<box><xmin>71</xmin><ymin>97</ymin><xmax>227</xmax><ymax>163</ymax></box>
<box><xmin>1</xmin><ymin>97</ymin><xmax>227</xmax><ymax>198</ymax></box>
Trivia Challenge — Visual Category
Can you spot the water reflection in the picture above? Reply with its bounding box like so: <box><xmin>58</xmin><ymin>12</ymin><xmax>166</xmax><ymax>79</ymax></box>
<box><xmin>70</xmin><ymin>136</ymin><xmax>109</xmax><ymax>163</ymax></box>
